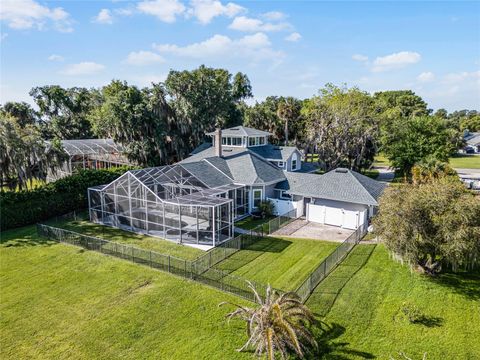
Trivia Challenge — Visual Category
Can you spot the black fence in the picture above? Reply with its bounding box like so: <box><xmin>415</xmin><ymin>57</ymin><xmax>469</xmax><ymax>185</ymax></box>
<box><xmin>191</xmin><ymin>208</ymin><xmax>298</xmax><ymax>274</ymax></box>
<box><xmin>295</xmin><ymin>225</ymin><xmax>367</xmax><ymax>303</ymax></box>
<box><xmin>36</xmin><ymin>223</ymin><xmax>271</xmax><ymax>303</ymax></box>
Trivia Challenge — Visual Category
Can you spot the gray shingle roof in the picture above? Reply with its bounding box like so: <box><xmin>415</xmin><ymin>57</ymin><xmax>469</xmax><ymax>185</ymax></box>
<box><xmin>186</xmin><ymin>143</ymin><xmax>297</xmax><ymax>162</ymax></box>
<box><xmin>276</xmin><ymin>168</ymin><xmax>386</xmax><ymax>206</ymax></box>
<box><xmin>206</xmin><ymin>126</ymin><xmax>272</xmax><ymax>137</ymax></box>
<box><xmin>180</xmin><ymin>149</ymin><xmax>285</xmax><ymax>185</ymax></box>
<box><xmin>179</xmin><ymin>161</ymin><xmax>233</xmax><ymax>188</ymax></box>
<box><xmin>465</xmin><ymin>132</ymin><xmax>480</xmax><ymax>146</ymax></box>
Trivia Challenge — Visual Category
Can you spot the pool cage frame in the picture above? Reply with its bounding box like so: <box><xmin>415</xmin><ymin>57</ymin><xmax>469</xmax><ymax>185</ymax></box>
<box><xmin>47</xmin><ymin>139</ymin><xmax>132</xmax><ymax>181</ymax></box>
<box><xmin>88</xmin><ymin>165</ymin><xmax>248</xmax><ymax>247</ymax></box>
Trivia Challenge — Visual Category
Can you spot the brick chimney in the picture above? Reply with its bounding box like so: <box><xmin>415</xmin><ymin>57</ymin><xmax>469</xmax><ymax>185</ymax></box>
<box><xmin>215</xmin><ymin>128</ymin><xmax>222</xmax><ymax>157</ymax></box>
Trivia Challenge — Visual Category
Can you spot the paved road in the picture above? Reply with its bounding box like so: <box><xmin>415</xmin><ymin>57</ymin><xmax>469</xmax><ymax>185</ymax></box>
<box><xmin>374</xmin><ymin>166</ymin><xmax>395</xmax><ymax>182</ymax></box>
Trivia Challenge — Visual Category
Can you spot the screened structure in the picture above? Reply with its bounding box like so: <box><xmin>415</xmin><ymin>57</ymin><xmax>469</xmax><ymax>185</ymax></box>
<box><xmin>88</xmin><ymin>165</ymin><xmax>247</xmax><ymax>246</ymax></box>
<box><xmin>47</xmin><ymin>139</ymin><xmax>133</xmax><ymax>181</ymax></box>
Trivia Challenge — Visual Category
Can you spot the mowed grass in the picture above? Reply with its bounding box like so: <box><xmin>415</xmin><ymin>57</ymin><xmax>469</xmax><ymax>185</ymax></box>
<box><xmin>449</xmin><ymin>154</ymin><xmax>480</xmax><ymax>169</ymax></box>
<box><xmin>234</xmin><ymin>215</ymin><xmax>274</xmax><ymax>231</ymax></box>
<box><xmin>215</xmin><ymin>237</ymin><xmax>338</xmax><ymax>291</ymax></box>
<box><xmin>308</xmin><ymin>245</ymin><xmax>480</xmax><ymax>359</ymax></box>
<box><xmin>52</xmin><ymin>218</ymin><xmax>203</xmax><ymax>260</ymax></box>
<box><xmin>0</xmin><ymin>226</ymin><xmax>252</xmax><ymax>360</ymax></box>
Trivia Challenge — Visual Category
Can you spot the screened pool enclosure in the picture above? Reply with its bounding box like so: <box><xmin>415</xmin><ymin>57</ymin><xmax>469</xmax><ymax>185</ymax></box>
<box><xmin>88</xmin><ymin>165</ymin><xmax>248</xmax><ymax>246</ymax></box>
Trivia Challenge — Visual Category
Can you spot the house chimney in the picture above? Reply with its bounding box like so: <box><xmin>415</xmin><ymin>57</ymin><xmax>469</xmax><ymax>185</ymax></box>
<box><xmin>215</xmin><ymin>128</ymin><xmax>222</xmax><ymax>157</ymax></box>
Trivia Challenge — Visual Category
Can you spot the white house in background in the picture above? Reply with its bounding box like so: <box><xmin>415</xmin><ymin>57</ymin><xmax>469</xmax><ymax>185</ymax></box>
<box><xmin>463</xmin><ymin>131</ymin><xmax>480</xmax><ymax>154</ymax></box>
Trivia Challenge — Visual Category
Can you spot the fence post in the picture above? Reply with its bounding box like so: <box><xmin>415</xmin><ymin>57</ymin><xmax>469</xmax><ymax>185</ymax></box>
<box><xmin>132</xmin><ymin>247</ymin><xmax>135</xmax><ymax>262</ymax></box>
<box><xmin>168</xmin><ymin>255</ymin><xmax>171</xmax><ymax>273</ymax></box>
<box><xmin>184</xmin><ymin>259</ymin><xmax>187</xmax><ymax>277</ymax></box>
<box><xmin>209</xmin><ymin>252</ymin><xmax>212</xmax><ymax>268</ymax></box>
<box><xmin>149</xmin><ymin>251</ymin><xmax>152</xmax><ymax>267</ymax></box>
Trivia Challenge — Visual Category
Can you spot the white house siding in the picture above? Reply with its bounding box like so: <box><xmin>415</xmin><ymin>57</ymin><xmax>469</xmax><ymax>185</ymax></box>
<box><xmin>286</xmin><ymin>151</ymin><xmax>302</xmax><ymax>172</ymax></box>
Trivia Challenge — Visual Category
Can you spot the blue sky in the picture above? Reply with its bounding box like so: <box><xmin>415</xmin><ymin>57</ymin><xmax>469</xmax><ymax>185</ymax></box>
<box><xmin>1</xmin><ymin>0</ymin><xmax>479</xmax><ymax>111</ymax></box>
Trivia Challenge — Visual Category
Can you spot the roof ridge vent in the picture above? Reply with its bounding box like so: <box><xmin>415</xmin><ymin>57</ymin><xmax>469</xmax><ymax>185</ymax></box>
<box><xmin>335</xmin><ymin>168</ymin><xmax>349</xmax><ymax>173</ymax></box>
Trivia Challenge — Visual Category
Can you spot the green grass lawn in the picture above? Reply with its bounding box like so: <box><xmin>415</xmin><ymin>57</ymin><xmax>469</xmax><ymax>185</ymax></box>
<box><xmin>308</xmin><ymin>245</ymin><xmax>480</xmax><ymax>359</ymax></box>
<box><xmin>373</xmin><ymin>154</ymin><xmax>391</xmax><ymax>167</ymax></box>
<box><xmin>52</xmin><ymin>218</ymin><xmax>203</xmax><ymax>260</ymax></box>
<box><xmin>361</xmin><ymin>169</ymin><xmax>379</xmax><ymax>179</ymax></box>
<box><xmin>0</xmin><ymin>226</ymin><xmax>251</xmax><ymax>360</ymax></box>
<box><xmin>215</xmin><ymin>236</ymin><xmax>338</xmax><ymax>291</ymax></box>
<box><xmin>234</xmin><ymin>215</ymin><xmax>274</xmax><ymax>231</ymax></box>
<box><xmin>449</xmin><ymin>154</ymin><xmax>480</xmax><ymax>169</ymax></box>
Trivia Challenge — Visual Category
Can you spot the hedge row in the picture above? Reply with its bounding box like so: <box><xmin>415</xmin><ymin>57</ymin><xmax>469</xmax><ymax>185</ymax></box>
<box><xmin>0</xmin><ymin>167</ymin><xmax>131</xmax><ymax>231</ymax></box>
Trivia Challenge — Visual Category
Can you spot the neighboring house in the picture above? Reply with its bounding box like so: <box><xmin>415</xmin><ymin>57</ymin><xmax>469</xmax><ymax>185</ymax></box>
<box><xmin>462</xmin><ymin>131</ymin><xmax>480</xmax><ymax>154</ymax></box>
<box><xmin>47</xmin><ymin>139</ymin><xmax>133</xmax><ymax>181</ymax></box>
<box><xmin>88</xmin><ymin>126</ymin><xmax>386</xmax><ymax>247</ymax></box>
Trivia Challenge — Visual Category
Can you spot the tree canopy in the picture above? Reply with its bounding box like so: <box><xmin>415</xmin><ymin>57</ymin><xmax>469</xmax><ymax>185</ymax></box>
<box><xmin>373</xmin><ymin>177</ymin><xmax>480</xmax><ymax>274</ymax></box>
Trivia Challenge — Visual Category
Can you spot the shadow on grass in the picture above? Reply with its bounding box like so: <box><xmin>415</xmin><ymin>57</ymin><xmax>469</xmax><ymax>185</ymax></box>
<box><xmin>0</xmin><ymin>230</ymin><xmax>56</xmax><ymax>247</ymax></box>
<box><xmin>214</xmin><ymin>237</ymin><xmax>292</xmax><ymax>274</ymax></box>
<box><xmin>307</xmin><ymin>322</ymin><xmax>375</xmax><ymax>359</ymax></box>
<box><xmin>415</xmin><ymin>315</ymin><xmax>444</xmax><ymax>328</ymax></box>
<box><xmin>430</xmin><ymin>270</ymin><xmax>480</xmax><ymax>301</ymax></box>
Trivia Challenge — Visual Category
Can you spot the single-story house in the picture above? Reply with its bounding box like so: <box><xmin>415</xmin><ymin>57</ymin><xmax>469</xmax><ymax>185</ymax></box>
<box><xmin>88</xmin><ymin>126</ymin><xmax>386</xmax><ymax>247</ymax></box>
<box><xmin>462</xmin><ymin>131</ymin><xmax>480</xmax><ymax>154</ymax></box>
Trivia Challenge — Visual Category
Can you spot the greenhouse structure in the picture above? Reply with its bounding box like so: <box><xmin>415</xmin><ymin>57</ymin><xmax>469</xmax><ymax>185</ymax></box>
<box><xmin>88</xmin><ymin>165</ymin><xmax>248</xmax><ymax>246</ymax></box>
<box><xmin>47</xmin><ymin>139</ymin><xmax>132</xmax><ymax>181</ymax></box>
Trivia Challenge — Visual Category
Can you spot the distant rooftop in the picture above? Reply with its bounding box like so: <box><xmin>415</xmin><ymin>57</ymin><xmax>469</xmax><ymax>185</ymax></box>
<box><xmin>206</xmin><ymin>126</ymin><xmax>272</xmax><ymax>137</ymax></box>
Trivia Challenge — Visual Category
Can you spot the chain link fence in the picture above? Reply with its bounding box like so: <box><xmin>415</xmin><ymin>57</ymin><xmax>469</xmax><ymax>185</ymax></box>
<box><xmin>37</xmin><ymin>223</ymin><xmax>273</xmax><ymax>303</ymax></box>
<box><xmin>296</xmin><ymin>224</ymin><xmax>367</xmax><ymax>303</ymax></box>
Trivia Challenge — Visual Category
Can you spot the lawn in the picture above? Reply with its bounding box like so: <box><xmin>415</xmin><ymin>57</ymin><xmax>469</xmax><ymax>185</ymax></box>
<box><xmin>234</xmin><ymin>215</ymin><xmax>274</xmax><ymax>231</ymax></box>
<box><xmin>214</xmin><ymin>236</ymin><xmax>338</xmax><ymax>291</ymax></box>
<box><xmin>449</xmin><ymin>154</ymin><xmax>480</xmax><ymax>169</ymax></box>
<box><xmin>0</xmin><ymin>226</ymin><xmax>251</xmax><ymax>360</ymax></box>
<box><xmin>52</xmin><ymin>218</ymin><xmax>204</xmax><ymax>260</ymax></box>
<box><xmin>308</xmin><ymin>245</ymin><xmax>480</xmax><ymax>359</ymax></box>
<box><xmin>373</xmin><ymin>154</ymin><xmax>391</xmax><ymax>167</ymax></box>
<box><xmin>361</xmin><ymin>169</ymin><xmax>379</xmax><ymax>179</ymax></box>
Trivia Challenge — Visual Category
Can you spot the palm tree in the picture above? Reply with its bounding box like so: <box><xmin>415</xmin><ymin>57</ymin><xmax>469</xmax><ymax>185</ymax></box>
<box><xmin>411</xmin><ymin>157</ymin><xmax>456</xmax><ymax>184</ymax></box>
<box><xmin>277</xmin><ymin>97</ymin><xmax>300</xmax><ymax>146</ymax></box>
<box><xmin>220</xmin><ymin>282</ymin><xmax>318</xmax><ymax>359</ymax></box>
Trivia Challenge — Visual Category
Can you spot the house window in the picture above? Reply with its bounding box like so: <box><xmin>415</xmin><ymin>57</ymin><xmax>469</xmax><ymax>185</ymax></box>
<box><xmin>249</xmin><ymin>137</ymin><xmax>255</xmax><ymax>146</ymax></box>
<box><xmin>222</xmin><ymin>137</ymin><xmax>227</xmax><ymax>145</ymax></box>
<box><xmin>292</xmin><ymin>159</ymin><xmax>297</xmax><ymax>170</ymax></box>
<box><xmin>253</xmin><ymin>189</ymin><xmax>262</xmax><ymax>208</ymax></box>
<box><xmin>232</xmin><ymin>137</ymin><xmax>242</xmax><ymax>146</ymax></box>
<box><xmin>259</xmin><ymin>137</ymin><xmax>265</xmax><ymax>145</ymax></box>
<box><xmin>277</xmin><ymin>161</ymin><xmax>284</xmax><ymax>168</ymax></box>
<box><xmin>280</xmin><ymin>190</ymin><xmax>291</xmax><ymax>200</ymax></box>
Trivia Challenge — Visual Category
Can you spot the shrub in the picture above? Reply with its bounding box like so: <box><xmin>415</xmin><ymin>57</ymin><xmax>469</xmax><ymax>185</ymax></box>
<box><xmin>0</xmin><ymin>167</ymin><xmax>131</xmax><ymax>230</ymax></box>
<box><xmin>257</xmin><ymin>199</ymin><xmax>274</xmax><ymax>218</ymax></box>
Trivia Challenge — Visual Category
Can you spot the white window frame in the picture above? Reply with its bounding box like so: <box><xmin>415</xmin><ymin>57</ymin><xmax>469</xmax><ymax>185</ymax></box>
<box><xmin>280</xmin><ymin>190</ymin><xmax>291</xmax><ymax>200</ymax></box>
<box><xmin>277</xmin><ymin>161</ymin><xmax>284</xmax><ymax>168</ymax></box>
<box><xmin>252</xmin><ymin>189</ymin><xmax>263</xmax><ymax>209</ymax></box>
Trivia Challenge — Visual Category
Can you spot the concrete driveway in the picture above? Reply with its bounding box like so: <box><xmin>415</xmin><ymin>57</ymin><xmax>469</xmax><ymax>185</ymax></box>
<box><xmin>273</xmin><ymin>219</ymin><xmax>354</xmax><ymax>242</ymax></box>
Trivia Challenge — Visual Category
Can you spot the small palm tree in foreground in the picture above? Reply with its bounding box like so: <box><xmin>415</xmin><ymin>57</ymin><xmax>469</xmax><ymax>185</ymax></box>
<box><xmin>220</xmin><ymin>282</ymin><xmax>318</xmax><ymax>359</ymax></box>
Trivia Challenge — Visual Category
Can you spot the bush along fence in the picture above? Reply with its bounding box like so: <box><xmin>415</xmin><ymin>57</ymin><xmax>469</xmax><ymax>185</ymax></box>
<box><xmin>191</xmin><ymin>208</ymin><xmax>298</xmax><ymax>274</ymax></box>
<box><xmin>296</xmin><ymin>224</ymin><xmax>367</xmax><ymax>303</ymax></box>
<box><xmin>36</xmin><ymin>223</ymin><xmax>276</xmax><ymax>303</ymax></box>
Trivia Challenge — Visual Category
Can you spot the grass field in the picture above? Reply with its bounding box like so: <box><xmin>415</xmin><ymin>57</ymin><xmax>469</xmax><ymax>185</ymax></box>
<box><xmin>214</xmin><ymin>236</ymin><xmax>338</xmax><ymax>291</ymax></box>
<box><xmin>0</xmin><ymin>226</ymin><xmax>251</xmax><ymax>360</ymax></box>
<box><xmin>449</xmin><ymin>154</ymin><xmax>480</xmax><ymax>169</ymax></box>
<box><xmin>2</xmin><ymin>225</ymin><xmax>478</xmax><ymax>359</ymax></box>
<box><xmin>52</xmin><ymin>218</ymin><xmax>203</xmax><ymax>260</ymax></box>
<box><xmin>308</xmin><ymin>245</ymin><xmax>480</xmax><ymax>359</ymax></box>
<box><xmin>234</xmin><ymin>215</ymin><xmax>274</xmax><ymax>231</ymax></box>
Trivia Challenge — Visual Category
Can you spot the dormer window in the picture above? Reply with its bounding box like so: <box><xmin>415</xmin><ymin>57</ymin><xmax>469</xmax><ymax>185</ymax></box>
<box><xmin>248</xmin><ymin>136</ymin><xmax>266</xmax><ymax>147</ymax></box>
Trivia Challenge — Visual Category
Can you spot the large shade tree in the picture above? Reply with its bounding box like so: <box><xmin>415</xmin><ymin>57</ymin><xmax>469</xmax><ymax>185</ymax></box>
<box><xmin>380</xmin><ymin>116</ymin><xmax>460</xmax><ymax>176</ymax></box>
<box><xmin>374</xmin><ymin>177</ymin><xmax>480</xmax><ymax>274</ymax></box>
<box><xmin>0</xmin><ymin>113</ymin><xmax>65</xmax><ymax>190</ymax></box>
<box><xmin>302</xmin><ymin>84</ymin><xmax>378</xmax><ymax>171</ymax></box>
<box><xmin>164</xmin><ymin>65</ymin><xmax>252</xmax><ymax>148</ymax></box>
<box><xmin>29</xmin><ymin>85</ymin><xmax>97</xmax><ymax>139</ymax></box>
<box><xmin>88</xmin><ymin>80</ymin><xmax>179</xmax><ymax>166</ymax></box>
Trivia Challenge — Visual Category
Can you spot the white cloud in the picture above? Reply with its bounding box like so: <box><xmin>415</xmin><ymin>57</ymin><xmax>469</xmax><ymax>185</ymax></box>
<box><xmin>124</xmin><ymin>50</ymin><xmax>165</xmax><ymax>65</ymax></box>
<box><xmin>48</xmin><ymin>54</ymin><xmax>64</xmax><ymax>61</ymax></box>
<box><xmin>228</xmin><ymin>16</ymin><xmax>291</xmax><ymax>32</ymax></box>
<box><xmin>137</xmin><ymin>0</ymin><xmax>186</xmax><ymax>23</ymax></box>
<box><xmin>93</xmin><ymin>9</ymin><xmax>114</xmax><ymax>24</ymax></box>
<box><xmin>262</xmin><ymin>11</ymin><xmax>286</xmax><ymax>21</ymax></box>
<box><xmin>0</xmin><ymin>0</ymin><xmax>73</xmax><ymax>32</ymax></box>
<box><xmin>153</xmin><ymin>32</ymin><xmax>284</xmax><ymax>64</ymax></box>
<box><xmin>285</xmin><ymin>32</ymin><xmax>301</xmax><ymax>42</ymax></box>
<box><xmin>188</xmin><ymin>0</ymin><xmax>244</xmax><ymax>24</ymax></box>
<box><xmin>372</xmin><ymin>51</ymin><xmax>421</xmax><ymax>72</ymax></box>
<box><xmin>352</xmin><ymin>54</ymin><xmax>368</xmax><ymax>62</ymax></box>
<box><xmin>60</xmin><ymin>62</ymin><xmax>105</xmax><ymax>76</ymax></box>
<box><xmin>443</xmin><ymin>70</ymin><xmax>480</xmax><ymax>84</ymax></box>
<box><xmin>417</xmin><ymin>71</ymin><xmax>435</xmax><ymax>83</ymax></box>
<box><xmin>130</xmin><ymin>73</ymin><xmax>168</xmax><ymax>87</ymax></box>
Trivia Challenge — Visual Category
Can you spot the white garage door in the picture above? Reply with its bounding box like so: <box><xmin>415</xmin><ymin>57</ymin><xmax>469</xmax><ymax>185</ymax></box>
<box><xmin>307</xmin><ymin>203</ymin><xmax>363</xmax><ymax>230</ymax></box>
